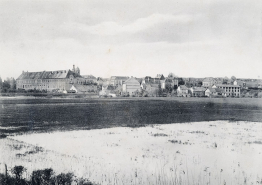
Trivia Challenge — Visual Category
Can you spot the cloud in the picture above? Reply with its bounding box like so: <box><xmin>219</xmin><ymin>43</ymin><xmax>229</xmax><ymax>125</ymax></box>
<box><xmin>81</xmin><ymin>13</ymin><xmax>193</xmax><ymax>36</ymax></box>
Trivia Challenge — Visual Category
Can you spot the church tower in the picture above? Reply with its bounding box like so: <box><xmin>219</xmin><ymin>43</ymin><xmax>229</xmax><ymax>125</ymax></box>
<box><xmin>76</xmin><ymin>67</ymin><xmax>80</xmax><ymax>75</ymax></box>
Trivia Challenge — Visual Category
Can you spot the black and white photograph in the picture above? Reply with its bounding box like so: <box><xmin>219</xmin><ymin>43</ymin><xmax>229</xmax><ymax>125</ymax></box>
<box><xmin>0</xmin><ymin>0</ymin><xmax>262</xmax><ymax>184</ymax></box>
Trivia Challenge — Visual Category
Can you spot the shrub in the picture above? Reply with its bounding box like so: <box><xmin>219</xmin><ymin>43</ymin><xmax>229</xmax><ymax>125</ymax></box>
<box><xmin>0</xmin><ymin>166</ymin><xmax>97</xmax><ymax>185</ymax></box>
<box><xmin>55</xmin><ymin>172</ymin><xmax>74</xmax><ymax>185</ymax></box>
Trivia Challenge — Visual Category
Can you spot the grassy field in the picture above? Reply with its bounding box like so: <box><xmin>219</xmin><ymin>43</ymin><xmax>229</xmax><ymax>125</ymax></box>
<box><xmin>1</xmin><ymin>97</ymin><xmax>262</xmax><ymax>134</ymax></box>
<box><xmin>2</xmin><ymin>121</ymin><xmax>262</xmax><ymax>185</ymax></box>
<box><xmin>1</xmin><ymin>97</ymin><xmax>262</xmax><ymax>184</ymax></box>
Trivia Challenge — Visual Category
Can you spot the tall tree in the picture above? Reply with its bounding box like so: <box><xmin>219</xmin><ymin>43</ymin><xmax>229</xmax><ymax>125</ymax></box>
<box><xmin>168</xmin><ymin>72</ymin><xmax>177</xmax><ymax>78</ymax></box>
<box><xmin>0</xmin><ymin>76</ymin><xmax>2</xmax><ymax>89</ymax></box>
<box><xmin>231</xmin><ymin>76</ymin><xmax>236</xmax><ymax>81</ymax></box>
<box><xmin>178</xmin><ymin>78</ymin><xmax>185</xmax><ymax>85</ymax></box>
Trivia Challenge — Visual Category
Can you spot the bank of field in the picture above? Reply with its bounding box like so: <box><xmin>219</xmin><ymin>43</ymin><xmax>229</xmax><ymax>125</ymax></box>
<box><xmin>1</xmin><ymin>97</ymin><xmax>262</xmax><ymax>134</ymax></box>
<box><xmin>1</xmin><ymin>121</ymin><xmax>262</xmax><ymax>185</ymax></box>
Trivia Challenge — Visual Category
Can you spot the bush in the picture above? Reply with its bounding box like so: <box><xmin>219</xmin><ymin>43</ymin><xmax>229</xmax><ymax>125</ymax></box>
<box><xmin>0</xmin><ymin>166</ymin><xmax>97</xmax><ymax>185</ymax></box>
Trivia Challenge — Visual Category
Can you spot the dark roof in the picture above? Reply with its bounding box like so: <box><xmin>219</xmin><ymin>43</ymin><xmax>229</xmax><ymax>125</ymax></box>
<box><xmin>216</xmin><ymin>84</ymin><xmax>240</xmax><ymax>88</ymax></box>
<box><xmin>193</xmin><ymin>87</ymin><xmax>206</xmax><ymax>92</ymax></box>
<box><xmin>17</xmin><ymin>70</ymin><xmax>81</xmax><ymax>80</ymax></box>
<box><xmin>214</xmin><ymin>88</ymin><xmax>225</xmax><ymax>93</ymax></box>
<box><xmin>110</xmin><ymin>76</ymin><xmax>129</xmax><ymax>80</ymax></box>
<box><xmin>245</xmin><ymin>82</ymin><xmax>258</xmax><ymax>88</ymax></box>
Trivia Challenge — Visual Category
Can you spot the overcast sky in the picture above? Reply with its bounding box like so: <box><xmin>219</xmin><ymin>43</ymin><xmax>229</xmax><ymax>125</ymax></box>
<box><xmin>0</xmin><ymin>0</ymin><xmax>261</xmax><ymax>80</ymax></box>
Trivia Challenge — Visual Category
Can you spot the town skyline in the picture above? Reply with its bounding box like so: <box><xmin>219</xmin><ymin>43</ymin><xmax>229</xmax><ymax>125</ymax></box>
<box><xmin>0</xmin><ymin>0</ymin><xmax>261</xmax><ymax>80</ymax></box>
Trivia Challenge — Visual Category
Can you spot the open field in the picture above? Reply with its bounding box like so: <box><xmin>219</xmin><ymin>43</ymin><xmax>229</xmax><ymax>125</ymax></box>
<box><xmin>1</xmin><ymin>97</ymin><xmax>262</xmax><ymax>134</ymax></box>
<box><xmin>1</xmin><ymin>121</ymin><xmax>262</xmax><ymax>185</ymax></box>
<box><xmin>1</xmin><ymin>98</ymin><xmax>262</xmax><ymax>184</ymax></box>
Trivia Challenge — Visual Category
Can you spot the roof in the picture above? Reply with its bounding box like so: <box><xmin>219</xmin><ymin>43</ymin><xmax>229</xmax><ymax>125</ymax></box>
<box><xmin>82</xmin><ymin>75</ymin><xmax>96</xmax><ymax>79</ymax></box>
<box><xmin>107</xmin><ymin>85</ymin><xmax>116</xmax><ymax>91</ymax></box>
<box><xmin>124</xmin><ymin>77</ymin><xmax>140</xmax><ymax>85</ymax></box>
<box><xmin>71</xmin><ymin>84</ymin><xmax>93</xmax><ymax>92</ymax></box>
<box><xmin>155</xmin><ymin>74</ymin><xmax>165</xmax><ymax>80</ymax></box>
<box><xmin>110</xmin><ymin>76</ymin><xmax>129</xmax><ymax>80</ymax></box>
<box><xmin>214</xmin><ymin>88</ymin><xmax>225</xmax><ymax>93</ymax></box>
<box><xmin>245</xmin><ymin>82</ymin><xmax>258</xmax><ymax>88</ymax></box>
<box><xmin>179</xmin><ymin>85</ymin><xmax>188</xmax><ymax>90</ymax></box>
<box><xmin>193</xmin><ymin>87</ymin><xmax>206</xmax><ymax>92</ymax></box>
<box><xmin>17</xmin><ymin>70</ymin><xmax>82</xmax><ymax>80</ymax></box>
<box><xmin>203</xmin><ymin>77</ymin><xmax>214</xmax><ymax>82</ymax></box>
<box><xmin>216</xmin><ymin>84</ymin><xmax>240</xmax><ymax>88</ymax></box>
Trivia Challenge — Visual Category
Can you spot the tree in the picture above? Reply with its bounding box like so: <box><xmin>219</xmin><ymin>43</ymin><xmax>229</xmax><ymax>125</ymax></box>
<box><xmin>2</xmin><ymin>80</ymin><xmax>11</xmax><ymax>92</ymax></box>
<box><xmin>0</xmin><ymin>76</ymin><xmax>2</xmax><ymax>89</ymax></box>
<box><xmin>178</xmin><ymin>78</ymin><xmax>185</xmax><ymax>85</ymax></box>
<box><xmin>11</xmin><ymin>165</ymin><xmax>26</xmax><ymax>184</ymax></box>
<box><xmin>197</xmin><ymin>81</ymin><xmax>202</xmax><ymax>87</ymax></box>
<box><xmin>165</xmin><ymin>83</ymin><xmax>173</xmax><ymax>93</ymax></box>
<box><xmin>168</xmin><ymin>72</ymin><xmax>176</xmax><ymax>78</ymax></box>
<box><xmin>158</xmin><ymin>83</ymin><xmax>163</xmax><ymax>96</ymax></box>
<box><xmin>231</xmin><ymin>76</ymin><xmax>236</xmax><ymax>81</ymax></box>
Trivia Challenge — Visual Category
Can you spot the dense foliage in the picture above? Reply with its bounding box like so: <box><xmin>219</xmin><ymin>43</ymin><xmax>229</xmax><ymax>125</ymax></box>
<box><xmin>0</xmin><ymin>165</ymin><xmax>96</xmax><ymax>185</ymax></box>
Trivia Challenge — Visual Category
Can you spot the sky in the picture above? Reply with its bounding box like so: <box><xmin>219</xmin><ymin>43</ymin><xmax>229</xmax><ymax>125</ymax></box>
<box><xmin>0</xmin><ymin>0</ymin><xmax>261</xmax><ymax>80</ymax></box>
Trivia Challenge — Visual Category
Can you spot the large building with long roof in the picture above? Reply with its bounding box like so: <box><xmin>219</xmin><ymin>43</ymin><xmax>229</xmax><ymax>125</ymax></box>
<box><xmin>16</xmin><ymin>65</ymin><xmax>83</xmax><ymax>92</ymax></box>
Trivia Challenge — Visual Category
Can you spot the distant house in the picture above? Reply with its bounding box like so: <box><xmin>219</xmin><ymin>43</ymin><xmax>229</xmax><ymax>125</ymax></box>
<box><xmin>215</xmin><ymin>84</ymin><xmax>240</xmax><ymax>97</ymax></box>
<box><xmin>177</xmin><ymin>85</ymin><xmax>190</xmax><ymax>97</ymax></box>
<box><xmin>70</xmin><ymin>84</ymin><xmax>97</xmax><ymax>93</ymax></box>
<box><xmin>205</xmin><ymin>87</ymin><xmax>226</xmax><ymax>97</ymax></box>
<box><xmin>202</xmin><ymin>77</ymin><xmax>216</xmax><ymax>87</ymax></box>
<box><xmin>234</xmin><ymin>80</ymin><xmax>246</xmax><ymax>88</ymax></box>
<box><xmin>205</xmin><ymin>88</ymin><xmax>216</xmax><ymax>97</ymax></box>
<box><xmin>190</xmin><ymin>87</ymin><xmax>206</xmax><ymax>97</ymax></box>
<box><xmin>96</xmin><ymin>77</ymin><xmax>110</xmax><ymax>86</ymax></box>
<box><xmin>141</xmin><ymin>75</ymin><xmax>165</xmax><ymax>90</ymax></box>
<box><xmin>82</xmin><ymin>75</ymin><xmax>97</xmax><ymax>83</ymax></box>
<box><xmin>110</xmin><ymin>76</ymin><xmax>129</xmax><ymax>86</ymax></box>
<box><xmin>122</xmin><ymin>77</ymin><xmax>141</xmax><ymax>95</ymax></box>
<box><xmin>245</xmin><ymin>81</ymin><xmax>259</xmax><ymax>89</ymax></box>
<box><xmin>165</xmin><ymin>77</ymin><xmax>179</xmax><ymax>89</ymax></box>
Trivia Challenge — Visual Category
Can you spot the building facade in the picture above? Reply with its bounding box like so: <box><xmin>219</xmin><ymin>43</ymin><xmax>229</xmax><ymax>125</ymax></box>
<box><xmin>16</xmin><ymin>66</ymin><xmax>89</xmax><ymax>92</ymax></box>
<box><xmin>214</xmin><ymin>84</ymin><xmax>240</xmax><ymax>97</ymax></box>
<box><xmin>122</xmin><ymin>77</ymin><xmax>141</xmax><ymax>94</ymax></box>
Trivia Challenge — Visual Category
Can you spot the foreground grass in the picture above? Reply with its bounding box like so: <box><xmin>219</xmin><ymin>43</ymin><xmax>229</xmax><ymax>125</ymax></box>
<box><xmin>3</xmin><ymin>121</ymin><xmax>262</xmax><ymax>185</ymax></box>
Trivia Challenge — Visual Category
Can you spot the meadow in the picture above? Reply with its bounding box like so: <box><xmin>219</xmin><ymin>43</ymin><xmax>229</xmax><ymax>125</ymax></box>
<box><xmin>1</xmin><ymin>97</ymin><xmax>262</xmax><ymax>184</ymax></box>
<box><xmin>2</xmin><ymin>121</ymin><xmax>262</xmax><ymax>185</ymax></box>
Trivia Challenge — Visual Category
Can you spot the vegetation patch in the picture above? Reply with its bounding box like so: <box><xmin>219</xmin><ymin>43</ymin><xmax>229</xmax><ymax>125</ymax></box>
<box><xmin>168</xmin><ymin>140</ymin><xmax>192</xmax><ymax>145</ymax></box>
<box><xmin>189</xmin><ymin>131</ymin><xmax>205</xmax><ymax>134</ymax></box>
<box><xmin>152</xmin><ymin>133</ymin><xmax>168</xmax><ymax>137</ymax></box>
<box><xmin>0</xmin><ymin>165</ymin><xmax>98</xmax><ymax>185</ymax></box>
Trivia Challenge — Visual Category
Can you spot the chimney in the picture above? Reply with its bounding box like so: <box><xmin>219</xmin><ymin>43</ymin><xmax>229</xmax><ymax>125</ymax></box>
<box><xmin>73</xmin><ymin>65</ymin><xmax>75</xmax><ymax>72</ymax></box>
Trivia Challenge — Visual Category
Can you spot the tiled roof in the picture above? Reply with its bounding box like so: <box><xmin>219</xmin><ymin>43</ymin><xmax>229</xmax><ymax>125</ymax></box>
<box><xmin>124</xmin><ymin>77</ymin><xmax>140</xmax><ymax>84</ymax></box>
<box><xmin>110</xmin><ymin>76</ymin><xmax>129</xmax><ymax>80</ymax></box>
<box><xmin>72</xmin><ymin>84</ymin><xmax>94</xmax><ymax>92</ymax></box>
<box><xmin>193</xmin><ymin>87</ymin><xmax>206</xmax><ymax>92</ymax></box>
<box><xmin>216</xmin><ymin>84</ymin><xmax>240</xmax><ymax>87</ymax></box>
<box><xmin>17</xmin><ymin>70</ymin><xmax>81</xmax><ymax>80</ymax></box>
